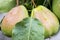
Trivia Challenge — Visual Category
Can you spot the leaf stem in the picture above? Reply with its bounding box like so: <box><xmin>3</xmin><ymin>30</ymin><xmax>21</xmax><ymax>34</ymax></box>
<box><xmin>28</xmin><ymin>18</ymin><xmax>32</xmax><ymax>40</ymax></box>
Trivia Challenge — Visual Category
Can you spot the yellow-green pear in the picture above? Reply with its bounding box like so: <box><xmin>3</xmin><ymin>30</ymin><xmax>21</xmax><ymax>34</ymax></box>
<box><xmin>52</xmin><ymin>0</ymin><xmax>60</xmax><ymax>19</ymax></box>
<box><xmin>0</xmin><ymin>0</ymin><xmax>16</xmax><ymax>12</ymax></box>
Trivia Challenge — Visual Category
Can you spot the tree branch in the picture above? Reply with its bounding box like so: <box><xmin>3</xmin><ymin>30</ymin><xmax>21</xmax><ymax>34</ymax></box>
<box><xmin>31</xmin><ymin>0</ymin><xmax>36</xmax><ymax>7</ymax></box>
<box><xmin>16</xmin><ymin>0</ymin><xmax>19</xmax><ymax>6</ymax></box>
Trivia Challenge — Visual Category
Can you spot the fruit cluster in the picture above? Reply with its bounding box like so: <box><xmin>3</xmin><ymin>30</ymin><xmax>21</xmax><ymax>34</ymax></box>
<box><xmin>0</xmin><ymin>0</ymin><xmax>60</xmax><ymax>40</ymax></box>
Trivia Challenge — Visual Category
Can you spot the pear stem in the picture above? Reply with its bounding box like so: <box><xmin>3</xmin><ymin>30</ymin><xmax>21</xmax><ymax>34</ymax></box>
<box><xmin>16</xmin><ymin>0</ymin><xmax>19</xmax><ymax>6</ymax></box>
<box><xmin>31</xmin><ymin>0</ymin><xmax>36</xmax><ymax>8</ymax></box>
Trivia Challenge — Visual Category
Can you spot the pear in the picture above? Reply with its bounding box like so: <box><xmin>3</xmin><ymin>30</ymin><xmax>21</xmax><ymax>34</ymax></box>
<box><xmin>1</xmin><ymin>5</ymin><xmax>29</xmax><ymax>36</ymax></box>
<box><xmin>52</xmin><ymin>0</ymin><xmax>60</xmax><ymax>19</ymax></box>
<box><xmin>0</xmin><ymin>0</ymin><xmax>16</xmax><ymax>12</ymax></box>
<box><xmin>0</xmin><ymin>13</ymin><xmax>6</xmax><ymax>29</ymax></box>
<box><xmin>31</xmin><ymin>5</ymin><xmax>59</xmax><ymax>38</ymax></box>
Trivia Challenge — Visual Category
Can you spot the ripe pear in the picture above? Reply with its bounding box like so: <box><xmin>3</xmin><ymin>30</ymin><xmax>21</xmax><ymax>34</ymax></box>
<box><xmin>52</xmin><ymin>0</ymin><xmax>60</xmax><ymax>19</ymax></box>
<box><xmin>1</xmin><ymin>5</ymin><xmax>29</xmax><ymax>36</ymax></box>
<box><xmin>31</xmin><ymin>5</ymin><xmax>59</xmax><ymax>38</ymax></box>
<box><xmin>0</xmin><ymin>0</ymin><xmax>16</xmax><ymax>12</ymax></box>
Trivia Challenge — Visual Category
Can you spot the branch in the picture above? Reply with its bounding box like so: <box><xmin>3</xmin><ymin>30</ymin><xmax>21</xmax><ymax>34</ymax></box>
<box><xmin>31</xmin><ymin>0</ymin><xmax>36</xmax><ymax>7</ymax></box>
<box><xmin>16</xmin><ymin>0</ymin><xmax>19</xmax><ymax>6</ymax></box>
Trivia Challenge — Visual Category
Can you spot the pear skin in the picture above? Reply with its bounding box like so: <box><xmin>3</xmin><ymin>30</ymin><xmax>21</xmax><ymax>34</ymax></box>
<box><xmin>1</xmin><ymin>5</ymin><xmax>29</xmax><ymax>36</ymax></box>
<box><xmin>31</xmin><ymin>5</ymin><xmax>59</xmax><ymax>38</ymax></box>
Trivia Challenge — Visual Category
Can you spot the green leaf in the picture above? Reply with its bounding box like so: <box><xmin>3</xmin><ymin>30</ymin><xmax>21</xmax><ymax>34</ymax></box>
<box><xmin>12</xmin><ymin>18</ymin><xmax>44</xmax><ymax>40</ymax></box>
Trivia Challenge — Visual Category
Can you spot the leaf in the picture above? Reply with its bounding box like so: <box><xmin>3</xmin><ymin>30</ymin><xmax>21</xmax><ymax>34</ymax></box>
<box><xmin>12</xmin><ymin>18</ymin><xmax>44</xmax><ymax>40</ymax></box>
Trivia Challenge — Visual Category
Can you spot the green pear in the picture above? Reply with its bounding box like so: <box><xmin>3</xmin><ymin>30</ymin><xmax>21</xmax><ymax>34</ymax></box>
<box><xmin>52</xmin><ymin>0</ymin><xmax>60</xmax><ymax>19</ymax></box>
<box><xmin>0</xmin><ymin>0</ymin><xmax>16</xmax><ymax>12</ymax></box>
<box><xmin>1</xmin><ymin>5</ymin><xmax>29</xmax><ymax>36</ymax></box>
<box><xmin>31</xmin><ymin>5</ymin><xmax>59</xmax><ymax>38</ymax></box>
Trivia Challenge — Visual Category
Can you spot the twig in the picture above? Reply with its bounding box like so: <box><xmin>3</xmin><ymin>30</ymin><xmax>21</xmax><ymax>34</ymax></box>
<box><xmin>31</xmin><ymin>0</ymin><xmax>36</xmax><ymax>7</ymax></box>
<box><xmin>16</xmin><ymin>0</ymin><xmax>19</xmax><ymax>6</ymax></box>
<box><xmin>43</xmin><ymin>0</ymin><xmax>46</xmax><ymax>6</ymax></box>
